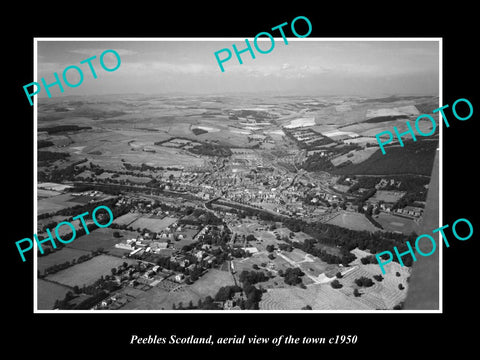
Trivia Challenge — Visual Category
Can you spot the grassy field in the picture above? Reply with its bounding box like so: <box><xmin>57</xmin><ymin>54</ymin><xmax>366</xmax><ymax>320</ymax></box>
<box><xmin>67</xmin><ymin>228</ymin><xmax>138</xmax><ymax>252</ymax></box>
<box><xmin>375</xmin><ymin>213</ymin><xmax>421</xmax><ymax>234</ymax></box>
<box><xmin>121</xmin><ymin>286</ymin><xmax>199</xmax><ymax>310</ymax></box>
<box><xmin>38</xmin><ymin>193</ymin><xmax>86</xmax><ymax>215</ymax></box>
<box><xmin>325</xmin><ymin>211</ymin><xmax>379</xmax><ymax>232</ymax></box>
<box><xmin>112</xmin><ymin>212</ymin><xmax>141</xmax><ymax>226</ymax></box>
<box><xmin>45</xmin><ymin>254</ymin><xmax>137</xmax><ymax>287</ymax></box>
<box><xmin>129</xmin><ymin>216</ymin><xmax>178</xmax><ymax>233</ymax></box>
<box><xmin>188</xmin><ymin>269</ymin><xmax>236</xmax><ymax>298</ymax></box>
<box><xmin>37</xmin><ymin>279</ymin><xmax>72</xmax><ymax>310</ymax></box>
<box><xmin>369</xmin><ymin>190</ymin><xmax>406</xmax><ymax>203</ymax></box>
<box><xmin>37</xmin><ymin>217</ymin><xmax>96</xmax><ymax>237</ymax></box>
<box><xmin>38</xmin><ymin>247</ymin><xmax>91</xmax><ymax>274</ymax></box>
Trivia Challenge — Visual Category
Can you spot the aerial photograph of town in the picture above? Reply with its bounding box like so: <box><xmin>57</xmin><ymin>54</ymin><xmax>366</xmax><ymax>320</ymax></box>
<box><xmin>35</xmin><ymin>40</ymin><xmax>440</xmax><ymax>311</ymax></box>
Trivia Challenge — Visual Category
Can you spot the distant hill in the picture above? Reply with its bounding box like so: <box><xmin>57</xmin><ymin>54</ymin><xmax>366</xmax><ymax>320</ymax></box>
<box><xmin>38</xmin><ymin>125</ymin><xmax>92</xmax><ymax>134</ymax></box>
<box><xmin>331</xmin><ymin>140</ymin><xmax>438</xmax><ymax>176</ymax></box>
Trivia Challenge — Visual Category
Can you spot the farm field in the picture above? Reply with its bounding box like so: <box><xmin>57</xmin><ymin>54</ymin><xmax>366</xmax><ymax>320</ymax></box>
<box><xmin>37</xmin><ymin>217</ymin><xmax>96</xmax><ymax>237</ymax></box>
<box><xmin>45</xmin><ymin>254</ymin><xmax>137</xmax><ymax>287</ymax></box>
<box><xmin>375</xmin><ymin>213</ymin><xmax>421</xmax><ymax>234</ymax></box>
<box><xmin>129</xmin><ymin>215</ymin><xmax>178</xmax><ymax>233</ymax></box>
<box><xmin>38</xmin><ymin>188</ymin><xmax>62</xmax><ymax>198</ymax></box>
<box><xmin>121</xmin><ymin>286</ymin><xmax>199</xmax><ymax>310</ymax></box>
<box><xmin>36</xmin><ymin>94</ymin><xmax>438</xmax><ymax>310</ymax></box>
<box><xmin>37</xmin><ymin>279</ymin><xmax>72</xmax><ymax>310</ymax></box>
<box><xmin>369</xmin><ymin>190</ymin><xmax>406</xmax><ymax>203</ymax></box>
<box><xmin>325</xmin><ymin>211</ymin><xmax>380</xmax><ymax>232</ymax></box>
<box><xmin>112</xmin><ymin>212</ymin><xmax>141</xmax><ymax>226</ymax></box>
<box><xmin>37</xmin><ymin>193</ymin><xmax>87</xmax><ymax>215</ymax></box>
<box><xmin>38</xmin><ymin>247</ymin><xmax>91</xmax><ymax>274</ymax></box>
<box><xmin>188</xmin><ymin>269</ymin><xmax>236</xmax><ymax>298</ymax></box>
<box><xmin>66</xmin><ymin>228</ymin><xmax>139</xmax><ymax>252</ymax></box>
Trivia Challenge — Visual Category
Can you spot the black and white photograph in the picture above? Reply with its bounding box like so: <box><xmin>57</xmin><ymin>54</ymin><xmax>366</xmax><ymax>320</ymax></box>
<box><xmin>32</xmin><ymin>39</ymin><xmax>441</xmax><ymax>312</ymax></box>
<box><xmin>6</xmin><ymin>5</ymin><xmax>478</xmax><ymax>356</ymax></box>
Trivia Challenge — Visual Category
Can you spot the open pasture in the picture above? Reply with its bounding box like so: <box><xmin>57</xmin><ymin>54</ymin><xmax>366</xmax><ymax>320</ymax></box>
<box><xmin>37</xmin><ymin>279</ymin><xmax>72</xmax><ymax>310</ymax></box>
<box><xmin>188</xmin><ymin>269</ymin><xmax>236</xmax><ymax>298</ymax></box>
<box><xmin>129</xmin><ymin>216</ymin><xmax>178</xmax><ymax>233</ymax></box>
<box><xmin>38</xmin><ymin>193</ymin><xmax>90</xmax><ymax>215</ymax></box>
<box><xmin>325</xmin><ymin>211</ymin><xmax>379</xmax><ymax>232</ymax></box>
<box><xmin>38</xmin><ymin>247</ymin><xmax>91</xmax><ymax>274</ymax></box>
<box><xmin>45</xmin><ymin>254</ymin><xmax>137</xmax><ymax>287</ymax></box>
<box><xmin>375</xmin><ymin>213</ymin><xmax>421</xmax><ymax>234</ymax></box>
<box><xmin>67</xmin><ymin>228</ymin><xmax>138</xmax><ymax>252</ymax></box>
<box><xmin>369</xmin><ymin>190</ymin><xmax>406</xmax><ymax>203</ymax></box>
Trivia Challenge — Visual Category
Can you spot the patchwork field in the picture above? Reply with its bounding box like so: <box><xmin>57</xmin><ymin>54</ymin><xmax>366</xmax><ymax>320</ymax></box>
<box><xmin>38</xmin><ymin>247</ymin><xmax>91</xmax><ymax>274</ymax></box>
<box><xmin>37</xmin><ymin>217</ymin><xmax>95</xmax><ymax>237</ymax></box>
<box><xmin>36</xmin><ymin>94</ymin><xmax>437</xmax><ymax>310</ymax></box>
<box><xmin>67</xmin><ymin>228</ymin><xmax>139</xmax><ymax>252</ymax></box>
<box><xmin>112</xmin><ymin>212</ymin><xmax>141</xmax><ymax>226</ymax></box>
<box><xmin>129</xmin><ymin>216</ymin><xmax>178</xmax><ymax>233</ymax></box>
<box><xmin>375</xmin><ymin>213</ymin><xmax>421</xmax><ymax>234</ymax></box>
<box><xmin>37</xmin><ymin>279</ymin><xmax>72</xmax><ymax>310</ymax></box>
<box><xmin>188</xmin><ymin>269</ymin><xmax>236</xmax><ymax>298</ymax></box>
<box><xmin>38</xmin><ymin>193</ymin><xmax>87</xmax><ymax>215</ymax></box>
<box><xmin>325</xmin><ymin>211</ymin><xmax>380</xmax><ymax>232</ymax></box>
<box><xmin>369</xmin><ymin>190</ymin><xmax>406</xmax><ymax>203</ymax></box>
<box><xmin>45</xmin><ymin>254</ymin><xmax>137</xmax><ymax>287</ymax></box>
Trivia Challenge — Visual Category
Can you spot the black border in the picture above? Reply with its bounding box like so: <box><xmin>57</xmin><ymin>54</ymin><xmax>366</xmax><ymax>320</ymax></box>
<box><xmin>7</xmin><ymin>4</ymin><xmax>479</xmax><ymax>356</ymax></box>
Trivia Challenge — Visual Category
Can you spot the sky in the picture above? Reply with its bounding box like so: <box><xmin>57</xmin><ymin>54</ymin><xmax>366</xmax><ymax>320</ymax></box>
<box><xmin>36</xmin><ymin>39</ymin><xmax>440</xmax><ymax>98</ymax></box>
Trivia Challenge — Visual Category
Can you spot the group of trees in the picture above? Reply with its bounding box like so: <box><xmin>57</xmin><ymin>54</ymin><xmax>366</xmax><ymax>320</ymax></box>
<box><xmin>300</xmin><ymin>153</ymin><xmax>334</xmax><ymax>172</ymax></box>
<box><xmin>238</xmin><ymin>270</ymin><xmax>267</xmax><ymax>310</ymax></box>
<box><xmin>42</xmin><ymin>250</ymin><xmax>103</xmax><ymax>276</ymax></box>
<box><xmin>38</xmin><ymin>140</ymin><xmax>54</xmax><ymax>148</ymax></box>
<box><xmin>282</xmin><ymin>267</ymin><xmax>305</xmax><ymax>286</ymax></box>
<box><xmin>354</xmin><ymin>276</ymin><xmax>374</xmax><ymax>287</ymax></box>
<box><xmin>364</xmin><ymin>212</ymin><xmax>384</xmax><ymax>229</ymax></box>
<box><xmin>172</xmin><ymin>298</ymin><xmax>217</xmax><ymax>310</ymax></box>
<box><xmin>281</xmin><ymin>217</ymin><xmax>415</xmax><ymax>267</ymax></box>
<box><xmin>179</xmin><ymin>208</ymin><xmax>223</xmax><ymax>226</ymax></box>
<box><xmin>188</xmin><ymin>143</ymin><xmax>233</xmax><ymax>157</ymax></box>
<box><xmin>331</xmin><ymin>139</ymin><xmax>437</xmax><ymax>176</ymax></box>
<box><xmin>291</xmin><ymin>238</ymin><xmax>356</xmax><ymax>266</ymax></box>
<box><xmin>330</xmin><ymin>279</ymin><xmax>343</xmax><ymax>289</ymax></box>
<box><xmin>39</xmin><ymin>125</ymin><xmax>92</xmax><ymax>134</ymax></box>
<box><xmin>239</xmin><ymin>270</ymin><xmax>269</xmax><ymax>285</ymax></box>
<box><xmin>360</xmin><ymin>255</ymin><xmax>377</xmax><ymax>265</ymax></box>
<box><xmin>214</xmin><ymin>285</ymin><xmax>243</xmax><ymax>302</ymax></box>
<box><xmin>38</xmin><ymin>151</ymin><xmax>70</xmax><ymax>162</ymax></box>
<box><xmin>54</xmin><ymin>275</ymin><xmax>120</xmax><ymax>310</ymax></box>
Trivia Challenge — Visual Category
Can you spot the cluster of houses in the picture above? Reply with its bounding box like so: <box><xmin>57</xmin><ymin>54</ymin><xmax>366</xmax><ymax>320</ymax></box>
<box><xmin>375</xmin><ymin>178</ymin><xmax>402</xmax><ymax>189</ymax></box>
<box><xmin>361</xmin><ymin>202</ymin><xmax>423</xmax><ymax>218</ymax></box>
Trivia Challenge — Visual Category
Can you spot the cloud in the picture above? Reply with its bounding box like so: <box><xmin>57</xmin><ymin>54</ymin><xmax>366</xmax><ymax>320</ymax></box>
<box><xmin>69</xmin><ymin>48</ymin><xmax>138</xmax><ymax>56</ymax></box>
<box><xmin>120</xmin><ymin>61</ymin><xmax>215</xmax><ymax>75</ymax></box>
